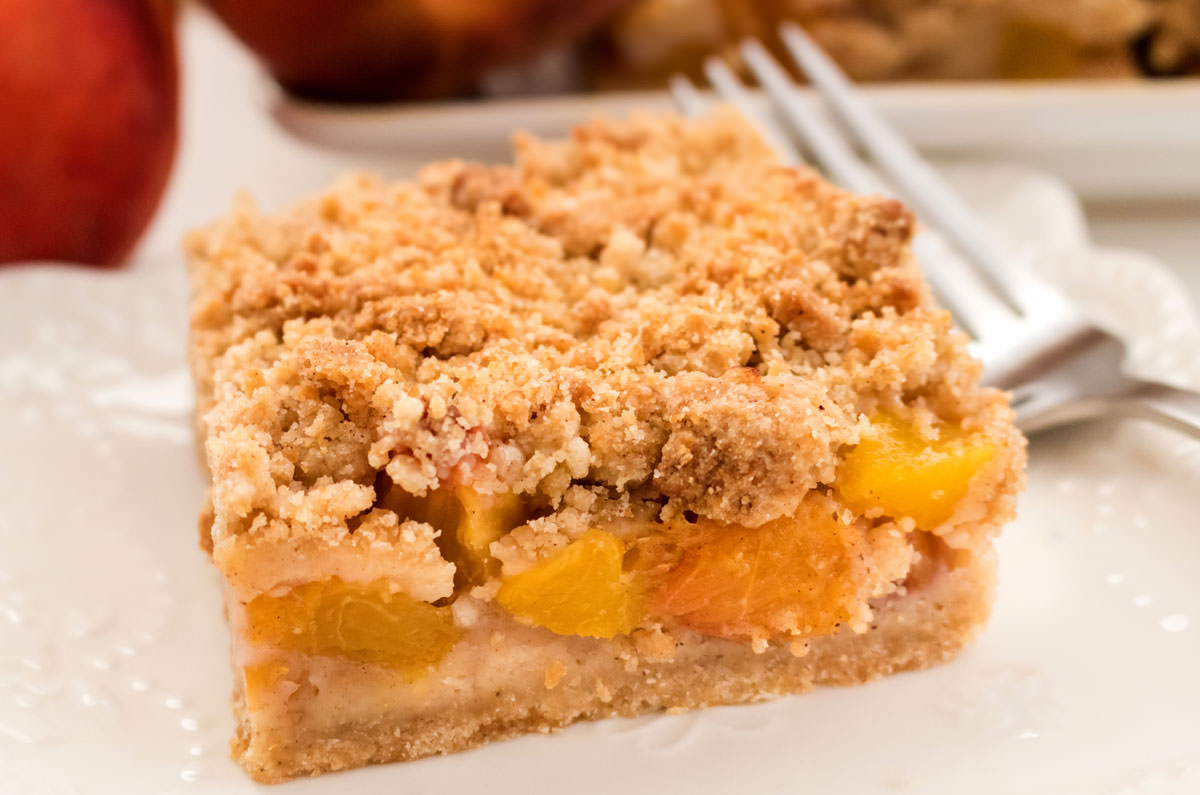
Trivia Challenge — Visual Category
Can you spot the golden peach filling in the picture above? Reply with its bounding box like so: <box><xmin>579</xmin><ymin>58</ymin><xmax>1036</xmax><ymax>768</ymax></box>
<box><xmin>242</xmin><ymin>663</ymin><xmax>289</xmax><ymax>713</ymax></box>
<box><xmin>651</xmin><ymin>495</ymin><xmax>868</xmax><ymax>642</ymax></box>
<box><xmin>379</xmin><ymin>483</ymin><xmax>524</xmax><ymax>590</ymax></box>
<box><xmin>241</xmin><ymin>419</ymin><xmax>993</xmax><ymax>666</ymax></box>
<box><xmin>496</xmin><ymin>529</ymin><xmax>642</xmax><ymax>639</ymax></box>
<box><xmin>836</xmin><ymin>412</ymin><xmax>995</xmax><ymax>530</ymax></box>
<box><xmin>244</xmin><ymin>578</ymin><xmax>459</xmax><ymax>673</ymax></box>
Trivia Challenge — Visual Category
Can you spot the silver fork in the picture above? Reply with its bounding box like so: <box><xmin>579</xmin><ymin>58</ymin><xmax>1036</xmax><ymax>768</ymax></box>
<box><xmin>671</xmin><ymin>23</ymin><xmax>1200</xmax><ymax>439</ymax></box>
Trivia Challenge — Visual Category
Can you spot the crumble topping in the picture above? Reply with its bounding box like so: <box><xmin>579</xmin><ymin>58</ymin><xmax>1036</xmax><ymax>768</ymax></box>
<box><xmin>187</xmin><ymin>109</ymin><xmax>1021</xmax><ymax>570</ymax></box>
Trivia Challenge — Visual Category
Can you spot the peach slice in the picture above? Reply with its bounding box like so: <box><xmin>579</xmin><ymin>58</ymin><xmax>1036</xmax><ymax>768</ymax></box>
<box><xmin>496</xmin><ymin>529</ymin><xmax>641</xmax><ymax>639</ymax></box>
<box><xmin>244</xmin><ymin>578</ymin><xmax>458</xmax><ymax>674</ymax></box>
<box><xmin>379</xmin><ymin>480</ymin><xmax>525</xmax><ymax>589</ymax></box>
<box><xmin>652</xmin><ymin>494</ymin><xmax>867</xmax><ymax>642</ymax></box>
<box><xmin>456</xmin><ymin>488</ymin><xmax>525</xmax><ymax>585</ymax></box>
<box><xmin>836</xmin><ymin>412</ymin><xmax>995</xmax><ymax>530</ymax></box>
<box><xmin>242</xmin><ymin>663</ymin><xmax>289</xmax><ymax>713</ymax></box>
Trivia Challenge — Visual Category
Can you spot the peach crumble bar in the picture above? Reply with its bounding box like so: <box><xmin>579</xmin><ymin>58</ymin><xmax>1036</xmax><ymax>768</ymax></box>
<box><xmin>186</xmin><ymin>110</ymin><xmax>1025</xmax><ymax>783</ymax></box>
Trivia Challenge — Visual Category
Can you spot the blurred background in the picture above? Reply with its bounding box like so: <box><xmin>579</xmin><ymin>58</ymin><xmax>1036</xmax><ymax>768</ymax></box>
<box><xmin>2</xmin><ymin>5</ymin><xmax>1199</xmax><ymax>791</ymax></box>
<box><xmin>1</xmin><ymin>0</ymin><xmax>1197</xmax><ymax>289</ymax></box>
<box><xmin>198</xmin><ymin>0</ymin><xmax>1200</xmax><ymax>102</ymax></box>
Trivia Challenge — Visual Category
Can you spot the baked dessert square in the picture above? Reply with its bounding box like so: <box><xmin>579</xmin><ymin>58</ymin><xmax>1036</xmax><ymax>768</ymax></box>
<box><xmin>186</xmin><ymin>110</ymin><xmax>1025</xmax><ymax>783</ymax></box>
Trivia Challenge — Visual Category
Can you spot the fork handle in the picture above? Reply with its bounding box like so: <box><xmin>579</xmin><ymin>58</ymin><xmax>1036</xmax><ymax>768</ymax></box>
<box><xmin>1120</xmin><ymin>380</ymin><xmax>1200</xmax><ymax>440</ymax></box>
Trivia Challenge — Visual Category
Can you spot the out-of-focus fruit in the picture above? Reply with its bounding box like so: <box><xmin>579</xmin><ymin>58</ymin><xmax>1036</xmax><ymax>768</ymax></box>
<box><xmin>0</xmin><ymin>0</ymin><xmax>178</xmax><ymax>266</ymax></box>
<box><xmin>997</xmin><ymin>18</ymin><xmax>1080</xmax><ymax>79</ymax></box>
<box><xmin>993</xmin><ymin>17</ymin><xmax>1080</xmax><ymax>79</ymax></box>
<box><xmin>201</xmin><ymin>0</ymin><xmax>634</xmax><ymax>102</ymax></box>
<box><xmin>244</xmin><ymin>578</ymin><xmax>459</xmax><ymax>674</ymax></box>
<box><xmin>837</xmin><ymin>412</ymin><xmax>996</xmax><ymax>530</ymax></box>
<box><xmin>652</xmin><ymin>494</ymin><xmax>867</xmax><ymax>641</ymax></box>
<box><xmin>496</xmin><ymin>529</ymin><xmax>641</xmax><ymax>638</ymax></box>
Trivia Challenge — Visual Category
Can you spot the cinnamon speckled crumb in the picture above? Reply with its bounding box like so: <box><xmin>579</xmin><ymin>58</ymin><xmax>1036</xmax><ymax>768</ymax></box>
<box><xmin>187</xmin><ymin>109</ymin><xmax>1021</xmax><ymax>556</ymax></box>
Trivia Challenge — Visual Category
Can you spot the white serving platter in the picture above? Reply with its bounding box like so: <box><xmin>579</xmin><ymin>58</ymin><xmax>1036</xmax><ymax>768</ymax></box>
<box><xmin>1</xmin><ymin>9</ymin><xmax>1198</xmax><ymax>794</ymax></box>
<box><xmin>270</xmin><ymin>80</ymin><xmax>1200</xmax><ymax>203</ymax></box>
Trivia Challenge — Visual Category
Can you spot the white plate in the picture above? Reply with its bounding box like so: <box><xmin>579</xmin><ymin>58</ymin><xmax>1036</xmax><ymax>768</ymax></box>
<box><xmin>269</xmin><ymin>81</ymin><xmax>1200</xmax><ymax>203</ymax></box>
<box><xmin>3</xmin><ymin>12</ymin><xmax>1200</xmax><ymax>791</ymax></box>
<box><xmin>3</xmin><ymin>164</ymin><xmax>1200</xmax><ymax>793</ymax></box>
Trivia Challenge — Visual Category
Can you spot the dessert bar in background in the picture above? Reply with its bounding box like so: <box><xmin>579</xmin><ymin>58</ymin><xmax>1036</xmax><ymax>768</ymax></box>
<box><xmin>587</xmin><ymin>0</ymin><xmax>1200</xmax><ymax>85</ymax></box>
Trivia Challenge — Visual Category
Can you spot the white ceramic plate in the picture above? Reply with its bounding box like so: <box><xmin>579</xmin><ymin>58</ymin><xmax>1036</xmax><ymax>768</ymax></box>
<box><xmin>269</xmin><ymin>80</ymin><xmax>1200</xmax><ymax>203</ymax></box>
<box><xmin>2</xmin><ymin>158</ymin><xmax>1200</xmax><ymax>793</ymax></box>
<box><xmin>4</xmin><ymin>14</ymin><xmax>1200</xmax><ymax>789</ymax></box>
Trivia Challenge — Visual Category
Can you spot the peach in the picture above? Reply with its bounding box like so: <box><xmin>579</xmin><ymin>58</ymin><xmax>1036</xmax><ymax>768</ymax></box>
<box><xmin>244</xmin><ymin>577</ymin><xmax>459</xmax><ymax>674</ymax></box>
<box><xmin>202</xmin><ymin>0</ymin><xmax>633</xmax><ymax>101</ymax></box>
<box><xmin>376</xmin><ymin>476</ymin><xmax>527</xmax><ymax>590</ymax></box>
<box><xmin>496</xmin><ymin>529</ymin><xmax>642</xmax><ymax>639</ymax></box>
<box><xmin>242</xmin><ymin>663</ymin><xmax>289</xmax><ymax>713</ymax></box>
<box><xmin>652</xmin><ymin>494</ymin><xmax>868</xmax><ymax>642</ymax></box>
<box><xmin>0</xmin><ymin>0</ymin><xmax>178</xmax><ymax>267</ymax></box>
<box><xmin>836</xmin><ymin>412</ymin><xmax>996</xmax><ymax>530</ymax></box>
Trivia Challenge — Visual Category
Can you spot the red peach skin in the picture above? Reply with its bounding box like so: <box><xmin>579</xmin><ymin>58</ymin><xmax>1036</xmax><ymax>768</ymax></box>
<box><xmin>202</xmin><ymin>0</ymin><xmax>633</xmax><ymax>102</ymax></box>
<box><xmin>0</xmin><ymin>0</ymin><xmax>178</xmax><ymax>267</ymax></box>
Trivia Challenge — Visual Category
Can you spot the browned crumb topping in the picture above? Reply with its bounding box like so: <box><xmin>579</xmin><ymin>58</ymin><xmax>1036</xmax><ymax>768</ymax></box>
<box><xmin>186</xmin><ymin>109</ymin><xmax>1021</xmax><ymax>564</ymax></box>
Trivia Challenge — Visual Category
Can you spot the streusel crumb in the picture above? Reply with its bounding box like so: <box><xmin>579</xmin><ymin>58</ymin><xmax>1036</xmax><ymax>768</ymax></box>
<box><xmin>188</xmin><ymin>107</ymin><xmax>1019</xmax><ymax>555</ymax></box>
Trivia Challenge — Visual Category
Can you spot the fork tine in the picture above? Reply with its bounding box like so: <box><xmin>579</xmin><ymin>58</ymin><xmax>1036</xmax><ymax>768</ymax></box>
<box><xmin>738</xmin><ymin>39</ymin><xmax>1016</xmax><ymax>340</ymax></box>
<box><xmin>668</xmin><ymin>75</ymin><xmax>709</xmax><ymax>117</ymax></box>
<box><xmin>701</xmin><ymin>58</ymin><xmax>802</xmax><ymax>166</ymax></box>
<box><xmin>910</xmin><ymin>235</ymin><xmax>1019</xmax><ymax>341</ymax></box>
<box><xmin>778</xmin><ymin>22</ymin><xmax>1034</xmax><ymax>314</ymax></box>
<box><xmin>739</xmin><ymin>41</ymin><xmax>881</xmax><ymax>197</ymax></box>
